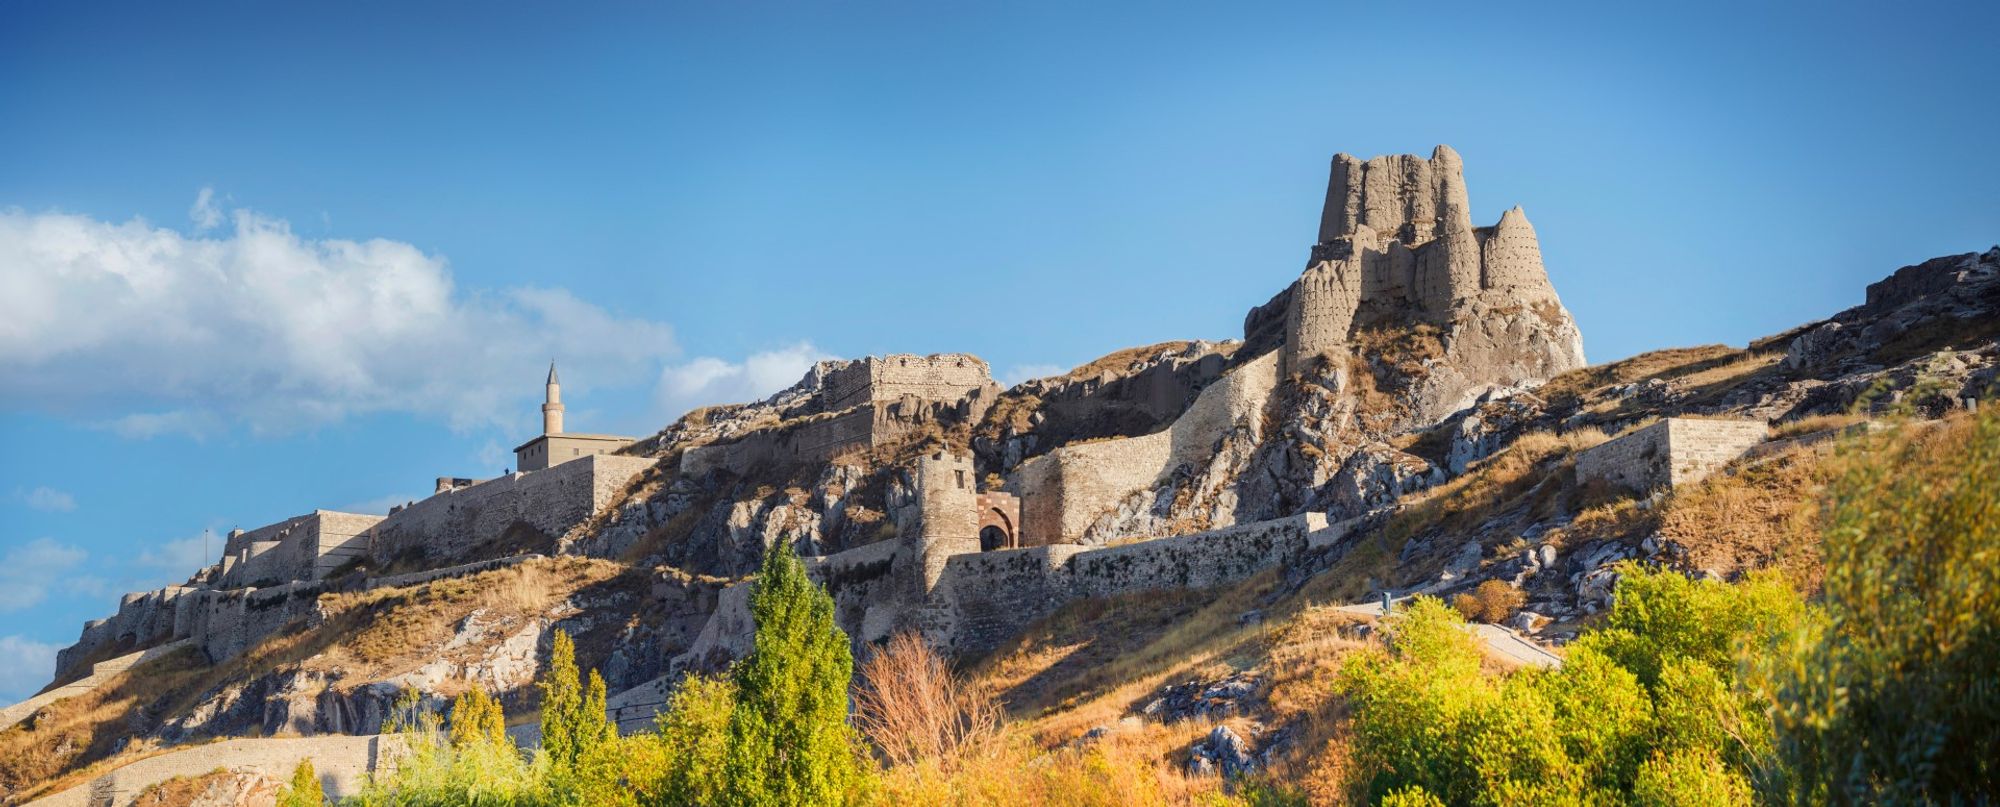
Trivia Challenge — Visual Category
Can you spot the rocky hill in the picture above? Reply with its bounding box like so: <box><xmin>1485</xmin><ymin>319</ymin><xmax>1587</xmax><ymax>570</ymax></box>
<box><xmin>5</xmin><ymin>147</ymin><xmax>1995</xmax><ymax>804</ymax></box>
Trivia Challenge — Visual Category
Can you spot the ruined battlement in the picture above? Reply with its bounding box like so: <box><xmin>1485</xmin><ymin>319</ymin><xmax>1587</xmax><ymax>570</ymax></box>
<box><xmin>1575</xmin><ymin>418</ymin><xmax>1769</xmax><ymax>492</ymax></box>
<box><xmin>820</xmin><ymin>353</ymin><xmax>993</xmax><ymax>413</ymax></box>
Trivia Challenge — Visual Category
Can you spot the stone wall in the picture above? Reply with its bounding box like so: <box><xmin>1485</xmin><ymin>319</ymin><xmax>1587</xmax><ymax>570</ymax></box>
<box><xmin>26</xmin><ymin>735</ymin><xmax>398</xmax><ymax>807</ymax></box>
<box><xmin>821</xmin><ymin>353</ymin><xmax>992</xmax><ymax>413</ymax></box>
<box><xmin>2</xmin><ymin>640</ymin><xmax>193</xmax><ymax>732</ymax></box>
<box><xmin>1576</xmin><ymin>418</ymin><xmax>1769</xmax><ymax>492</ymax></box>
<box><xmin>369</xmin><ymin>454</ymin><xmax>654</xmax><ymax>567</ymax></box>
<box><xmin>220</xmin><ymin>511</ymin><xmax>384</xmax><ymax>589</ymax></box>
<box><xmin>937</xmin><ymin>513</ymin><xmax>1341</xmax><ymax>655</ymax></box>
<box><xmin>1009</xmin><ymin>351</ymin><xmax>1279</xmax><ymax>544</ymax></box>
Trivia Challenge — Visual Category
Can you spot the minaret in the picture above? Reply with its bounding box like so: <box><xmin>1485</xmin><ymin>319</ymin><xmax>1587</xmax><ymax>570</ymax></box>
<box><xmin>542</xmin><ymin>362</ymin><xmax>565</xmax><ymax>435</ymax></box>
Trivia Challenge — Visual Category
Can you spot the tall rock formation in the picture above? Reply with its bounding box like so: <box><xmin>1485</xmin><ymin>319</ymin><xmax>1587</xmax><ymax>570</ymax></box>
<box><xmin>1260</xmin><ymin>145</ymin><xmax>1586</xmax><ymax>421</ymax></box>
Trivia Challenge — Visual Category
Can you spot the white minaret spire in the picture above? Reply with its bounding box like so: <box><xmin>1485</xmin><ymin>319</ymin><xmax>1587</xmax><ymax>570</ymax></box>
<box><xmin>542</xmin><ymin>361</ymin><xmax>564</xmax><ymax>435</ymax></box>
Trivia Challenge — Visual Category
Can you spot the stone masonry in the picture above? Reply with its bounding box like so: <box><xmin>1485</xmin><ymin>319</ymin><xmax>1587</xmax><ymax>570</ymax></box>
<box><xmin>1244</xmin><ymin>146</ymin><xmax>1586</xmax><ymax>423</ymax></box>
<box><xmin>1575</xmin><ymin>418</ymin><xmax>1770</xmax><ymax>492</ymax></box>
<box><xmin>680</xmin><ymin>353</ymin><xmax>1000</xmax><ymax>477</ymax></box>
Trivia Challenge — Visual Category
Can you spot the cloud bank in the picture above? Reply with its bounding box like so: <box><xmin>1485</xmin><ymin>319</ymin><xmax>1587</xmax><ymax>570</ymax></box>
<box><xmin>0</xmin><ymin>195</ymin><xmax>679</xmax><ymax>435</ymax></box>
<box><xmin>0</xmin><ymin>538</ymin><xmax>89</xmax><ymax>611</ymax></box>
<box><xmin>0</xmin><ymin>635</ymin><xmax>59</xmax><ymax>703</ymax></box>
<box><xmin>655</xmin><ymin>341</ymin><xmax>832</xmax><ymax>420</ymax></box>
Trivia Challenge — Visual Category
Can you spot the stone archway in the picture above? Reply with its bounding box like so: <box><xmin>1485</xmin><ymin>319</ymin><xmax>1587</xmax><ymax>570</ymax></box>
<box><xmin>979</xmin><ymin>524</ymin><xmax>1010</xmax><ymax>552</ymax></box>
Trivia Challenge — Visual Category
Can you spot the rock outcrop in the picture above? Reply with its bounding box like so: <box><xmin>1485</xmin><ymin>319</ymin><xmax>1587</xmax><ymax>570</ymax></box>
<box><xmin>1263</xmin><ymin>145</ymin><xmax>1586</xmax><ymax>421</ymax></box>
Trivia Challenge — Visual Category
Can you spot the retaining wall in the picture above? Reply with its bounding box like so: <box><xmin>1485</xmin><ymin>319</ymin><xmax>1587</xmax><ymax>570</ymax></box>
<box><xmin>26</xmin><ymin>735</ymin><xmax>399</xmax><ymax>807</ymax></box>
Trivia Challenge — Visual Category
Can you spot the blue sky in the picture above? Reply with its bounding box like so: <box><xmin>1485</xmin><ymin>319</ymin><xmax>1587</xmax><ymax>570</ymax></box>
<box><xmin>1</xmin><ymin>0</ymin><xmax>1995</xmax><ymax>700</ymax></box>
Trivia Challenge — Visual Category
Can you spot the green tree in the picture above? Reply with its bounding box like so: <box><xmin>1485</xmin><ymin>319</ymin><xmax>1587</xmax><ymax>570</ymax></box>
<box><xmin>722</xmin><ymin>545</ymin><xmax>862</xmax><ymax>806</ymax></box>
<box><xmin>276</xmin><ymin>758</ymin><xmax>323</xmax><ymax>807</ymax></box>
<box><xmin>449</xmin><ymin>685</ymin><xmax>508</xmax><ymax>749</ymax></box>
<box><xmin>1758</xmin><ymin>409</ymin><xmax>2000</xmax><ymax>803</ymax></box>
<box><xmin>539</xmin><ymin>629</ymin><xmax>614</xmax><ymax>776</ymax></box>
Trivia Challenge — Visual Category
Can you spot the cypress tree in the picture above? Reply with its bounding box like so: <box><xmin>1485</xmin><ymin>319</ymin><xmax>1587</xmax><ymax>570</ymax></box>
<box><xmin>723</xmin><ymin>545</ymin><xmax>860</xmax><ymax>806</ymax></box>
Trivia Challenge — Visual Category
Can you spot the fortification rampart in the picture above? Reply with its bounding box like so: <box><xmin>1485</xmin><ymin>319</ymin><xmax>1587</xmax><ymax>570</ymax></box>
<box><xmin>1010</xmin><ymin>351</ymin><xmax>1279</xmax><ymax>544</ymax></box>
<box><xmin>369</xmin><ymin>453</ymin><xmax>653</xmax><ymax>567</ymax></box>
<box><xmin>26</xmin><ymin>735</ymin><xmax>399</xmax><ymax>807</ymax></box>
<box><xmin>2</xmin><ymin>640</ymin><xmax>193</xmax><ymax>732</ymax></box>
<box><xmin>1575</xmin><ymin>418</ymin><xmax>1769</xmax><ymax>492</ymax></box>
<box><xmin>936</xmin><ymin>513</ymin><xmax>1339</xmax><ymax>654</ymax></box>
<box><xmin>820</xmin><ymin>353</ymin><xmax>992</xmax><ymax>413</ymax></box>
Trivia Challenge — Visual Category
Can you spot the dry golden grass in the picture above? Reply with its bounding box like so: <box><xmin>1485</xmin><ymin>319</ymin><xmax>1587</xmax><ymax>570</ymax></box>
<box><xmin>0</xmin><ymin>645</ymin><xmax>211</xmax><ymax>800</ymax></box>
<box><xmin>1538</xmin><ymin>344</ymin><xmax>1743</xmax><ymax>407</ymax></box>
<box><xmin>854</xmin><ymin>632</ymin><xmax>1002</xmax><ymax>769</ymax></box>
<box><xmin>312</xmin><ymin>556</ymin><xmax>627</xmax><ymax>681</ymax></box>
<box><xmin>868</xmin><ymin>723</ymin><xmax>1238</xmax><ymax>806</ymax></box>
<box><xmin>1771</xmin><ymin>412</ymin><xmax>1867</xmax><ymax>440</ymax></box>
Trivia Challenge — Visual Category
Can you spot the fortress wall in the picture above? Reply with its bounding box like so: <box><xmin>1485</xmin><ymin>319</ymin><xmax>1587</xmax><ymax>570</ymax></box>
<box><xmin>1009</xmin><ymin>351</ymin><xmax>1279</xmax><ymax>545</ymax></box>
<box><xmin>54</xmin><ymin>587</ymin><xmax>190</xmax><ymax>677</ymax></box>
<box><xmin>940</xmin><ymin>513</ymin><xmax>1329</xmax><ymax>655</ymax></box>
<box><xmin>1067</xmin><ymin>513</ymin><xmax>1323</xmax><ymax>600</ymax></box>
<box><xmin>369</xmin><ymin>454</ymin><xmax>653</xmax><ymax>567</ymax></box>
<box><xmin>186</xmin><ymin>582</ymin><xmax>328</xmax><ymax>662</ymax></box>
<box><xmin>314</xmin><ymin>511</ymin><xmax>386</xmax><ymax>578</ymax></box>
<box><xmin>808</xmin><ymin>539</ymin><xmax>902</xmax><ymax>644</ymax></box>
<box><xmin>26</xmin><ymin>735</ymin><xmax>398</xmax><ymax>807</ymax></box>
<box><xmin>1575</xmin><ymin>421</ymin><xmax>1671</xmax><ymax>491</ymax></box>
<box><xmin>1663</xmin><ymin>419</ymin><xmax>1770</xmax><ymax>486</ymax></box>
<box><xmin>934</xmin><ymin>545</ymin><xmax>1086</xmax><ymax>655</ymax></box>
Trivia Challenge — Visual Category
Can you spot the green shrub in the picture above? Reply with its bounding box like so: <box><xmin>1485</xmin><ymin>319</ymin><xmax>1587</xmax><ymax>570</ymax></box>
<box><xmin>448</xmin><ymin>686</ymin><xmax>507</xmax><ymax>749</ymax></box>
<box><xmin>276</xmin><ymin>758</ymin><xmax>322</xmax><ymax>807</ymax></box>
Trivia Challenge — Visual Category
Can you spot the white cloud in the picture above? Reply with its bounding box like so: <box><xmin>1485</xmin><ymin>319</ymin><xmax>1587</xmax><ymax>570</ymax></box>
<box><xmin>188</xmin><ymin>186</ymin><xmax>223</xmax><ymax>230</ymax></box>
<box><xmin>1000</xmin><ymin>363</ymin><xmax>1068</xmax><ymax>386</ymax></box>
<box><xmin>0</xmin><ymin>635</ymin><xmax>59</xmax><ymax>703</ymax></box>
<box><xmin>655</xmin><ymin>341</ymin><xmax>832</xmax><ymax>420</ymax></box>
<box><xmin>133</xmin><ymin>531</ymin><xmax>218</xmax><ymax>578</ymax></box>
<box><xmin>0</xmin><ymin>538</ymin><xmax>88</xmax><ymax>611</ymax></box>
<box><xmin>0</xmin><ymin>194</ymin><xmax>679</xmax><ymax>435</ymax></box>
<box><xmin>336</xmin><ymin>492</ymin><xmax>426</xmax><ymax>516</ymax></box>
<box><xmin>17</xmin><ymin>486</ymin><xmax>77</xmax><ymax>512</ymax></box>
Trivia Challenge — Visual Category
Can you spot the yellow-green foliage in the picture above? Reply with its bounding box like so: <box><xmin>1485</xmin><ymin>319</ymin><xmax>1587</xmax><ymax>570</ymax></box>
<box><xmin>1756</xmin><ymin>408</ymin><xmax>2000</xmax><ymax>803</ymax></box>
<box><xmin>723</xmin><ymin>546</ymin><xmax>865</xmax><ymax>807</ymax></box>
<box><xmin>276</xmin><ymin>758</ymin><xmax>322</xmax><ymax>807</ymax></box>
<box><xmin>1632</xmin><ymin>748</ymin><xmax>1752</xmax><ymax>807</ymax></box>
<box><xmin>447</xmin><ymin>686</ymin><xmax>507</xmax><ymax>750</ymax></box>
<box><xmin>538</xmin><ymin>629</ymin><xmax>615</xmax><ymax>782</ymax></box>
<box><xmin>1339</xmin><ymin>567</ymin><xmax>1805</xmax><ymax>806</ymax></box>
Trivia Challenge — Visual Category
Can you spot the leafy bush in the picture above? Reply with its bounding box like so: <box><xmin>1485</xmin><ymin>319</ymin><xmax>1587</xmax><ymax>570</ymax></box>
<box><xmin>538</xmin><ymin>629</ymin><xmax>614</xmax><ymax>778</ymax></box>
<box><xmin>1755</xmin><ymin>409</ymin><xmax>2000</xmax><ymax>803</ymax></box>
<box><xmin>1340</xmin><ymin>566</ymin><xmax>1806</xmax><ymax>805</ymax></box>
<box><xmin>448</xmin><ymin>686</ymin><xmax>507</xmax><ymax>750</ymax></box>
